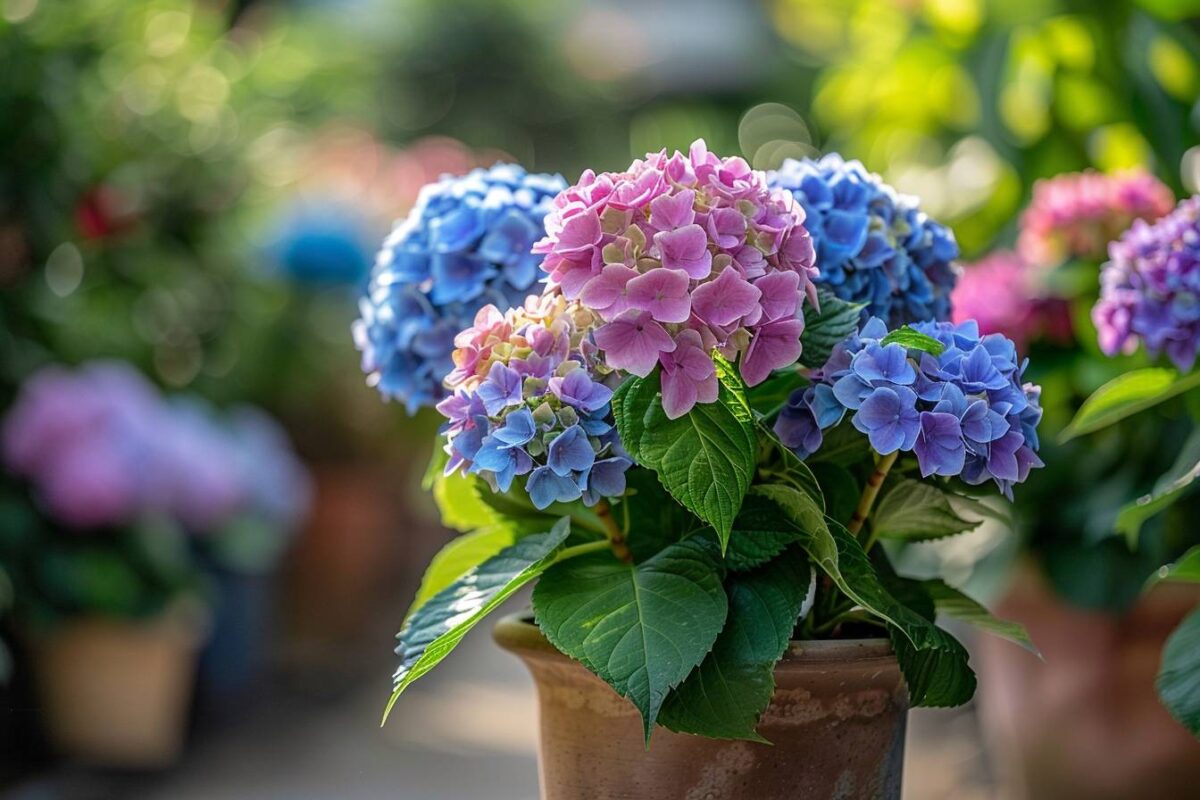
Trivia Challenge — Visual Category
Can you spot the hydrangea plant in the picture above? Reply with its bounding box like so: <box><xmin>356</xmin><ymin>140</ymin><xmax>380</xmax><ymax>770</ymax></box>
<box><xmin>354</xmin><ymin>164</ymin><xmax>567</xmax><ymax>413</ymax></box>
<box><xmin>377</xmin><ymin>143</ymin><xmax>1040</xmax><ymax>744</ymax></box>
<box><xmin>767</xmin><ymin>154</ymin><xmax>959</xmax><ymax>326</ymax></box>
<box><xmin>1065</xmin><ymin>194</ymin><xmax>1200</xmax><ymax>740</ymax></box>
<box><xmin>0</xmin><ymin>361</ymin><xmax>311</xmax><ymax>623</ymax></box>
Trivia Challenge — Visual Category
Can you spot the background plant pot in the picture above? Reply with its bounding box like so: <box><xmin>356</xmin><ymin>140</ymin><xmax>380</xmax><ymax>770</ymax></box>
<box><xmin>194</xmin><ymin>565</ymin><xmax>276</xmax><ymax>724</ymax></box>
<box><xmin>494</xmin><ymin>614</ymin><xmax>908</xmax><ymax>800</ymax></box>
<box><xmin>27</xmin><ymin>612</ymin><xmax>202</xmax><ymax>768</ymax></box>
<box><xmin>977</xmin><ymin>561</ymin><xmax>1200</xmax><ymax>800</ymax></box>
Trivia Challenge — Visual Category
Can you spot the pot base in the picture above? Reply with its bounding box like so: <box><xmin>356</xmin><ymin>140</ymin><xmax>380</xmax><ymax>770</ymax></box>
<box><xmin>494</xmin><ymin>614</ymin><xmax>908</xmax><ymax>800</ymax></box>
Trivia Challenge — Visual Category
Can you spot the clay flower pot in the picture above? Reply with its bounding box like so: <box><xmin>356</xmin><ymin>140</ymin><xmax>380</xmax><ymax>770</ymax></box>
<box><xmin>28</xmin><ymin>612</ymin><xmax>202</xmax><ymax>768</ymax></box>
<box><xmin>494</xmin><ymin>614</ymin><xmax>908</xmax><ymax>800</ymax></box>
<box><xmin>977</xmin><ymin>562</ymin><xmax>1200</xmax><ymax>799</ymax></box>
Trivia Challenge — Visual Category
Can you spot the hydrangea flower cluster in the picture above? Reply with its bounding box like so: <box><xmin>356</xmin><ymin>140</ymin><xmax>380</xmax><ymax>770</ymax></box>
<box><xmin>354</xmin><ymin>164</ymin><xmax>568</xmax><ymax>413</ymax></box>
<box><xmin>768</xmin><ymin>154</ymin><xmax>959</xmax><ymax>327</ymax></box>
<box><xmin>775</xmin><ymin>318</ymin><xmax>1044</xmax><ymax>498</ymax></box>
<box><xmin>532</xmin><ymin>140</ymin><xmax>817</xmax><ymax>419</ymax></box>
<box><xmin>437</xmin><ymin>295</ymin><xmax>631</xmax><ymax>510</ymax></box>
<box><xmin>1094</xmin><ymin>196</ymin><xmax>1200</xmax><ymax>371</ymax></box>
<box><xmin>951</xmin><ymin>250</ymin><xmax>1073</xmax><ymax>351</ymax></box>
<box><xmin>3</xmin><ymin>362</ymin><xmax>311</xmax><ymax>534</ymax></box>
<box><xmin>1018</xmin><ymin>170</ymin><xmax>1174</xmax><ymax>268</ymax></box>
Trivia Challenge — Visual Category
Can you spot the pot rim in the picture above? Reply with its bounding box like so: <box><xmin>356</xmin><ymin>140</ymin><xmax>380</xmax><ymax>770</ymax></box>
<box><xmin>493</xmin><ymin>612</ymin><xmax>894</xmax><ymax>664</ymax></box>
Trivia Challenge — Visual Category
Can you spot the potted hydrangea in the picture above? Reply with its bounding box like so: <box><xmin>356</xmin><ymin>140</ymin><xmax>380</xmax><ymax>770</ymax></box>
<box><xmin>951</xmin><ymin>172</ymin><xmax>1200</xmax><ymax>797</ymax></box>
<box><xmin>0</xmin><ymin>361</ymin><xmax>310</xmax><ymax>766</ymax></box>
<box><xmin>361</xmin><ymin>143</ymin><xmax>1041</xmax><ymax>799</ymax></box>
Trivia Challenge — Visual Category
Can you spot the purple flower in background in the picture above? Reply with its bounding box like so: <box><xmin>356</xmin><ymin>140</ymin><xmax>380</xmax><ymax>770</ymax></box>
<box><xmin>2</xmin><ymin>362</ymin><xmax>310</xmax><ymax>537</ymax></box>
<box><xmin>1093</xmin><ymin>196</ymin><xmax>1200</xmax><ymax>371</ymax></box>
<box><xmin>774</xmin><ymin>318</ymin><xmax>1043</xmax><ymax>498</ymax></box>
<box><xmin>768</xmin><ymin>154</ymin><xmax>960</xmax><ymax>326</ymax></box>
<box><xmin>354</xmin><ymin>164</ymin><xmax>567</xmax><ymax>413</ymax></box>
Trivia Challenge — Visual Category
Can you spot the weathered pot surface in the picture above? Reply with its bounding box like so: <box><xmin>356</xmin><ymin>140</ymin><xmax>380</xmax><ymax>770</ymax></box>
<box><xmin>978</xmin><ymin>561</ymin><xmax>1200</xmax><ymax>800</ymax></box>
<box><xmin>494</xmin><ymin>614</ymin><xmax>909</xmax><ymax>800</ymax></box>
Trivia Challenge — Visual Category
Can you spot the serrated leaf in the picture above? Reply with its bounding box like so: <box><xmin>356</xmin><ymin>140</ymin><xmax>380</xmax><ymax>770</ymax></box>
<box><xmin>880</xmin><ymin>326</ymin><xmax>946</xmax><ymax>356</ymax></box>
<box><xmin>659</xmin><ymin>549</ymin><xmax>812</xmax><ymax>741</ymax></box>
<box><xmin>923</xmin><ymin>580</ymin><xmax>1038</xmax><ymax>655</ymax></box>
<box><xmin>1157</xmin><ymin>606</ymin><xmax>1200</xmax><ymax>737</ymax></box>
<box><xmin>612</xmin><ymin>367</ymin><xmax>756</xmax><ymax>547</ymax></box>
<box><xmin>724</xmin><ymin>493</ymin><xmax>809</xmax><ymax>572</ymax></box>
<box><xmin>1062</xmin><ymin>368</ymin><xmax>1200</xmax><ymax>441</ymax></box>
<box><xmin>1116</xmin><ymin>428</ymin><xmax>1200</xmax><ymax>546</ymax></box>
<box><xmin>756</xmin><ymin>420</ymin><xmax>825</xmax><ymax>511</ymax></box>
<box><xmin>871</xmin><ymin>479</ymin><xmax>982</xmax><ymax>541</ymax></box>
<box><xmin>532</xmin><ymin>537</ymin><xmax>729</xmax><ymax>742</ymax></box>
<box><xmin>750</xmin><ymin>485</ymin><xmax>976</xmax><ymax>707</ymax></box>
<box><xmin>431</xmin><ymin>470</ymin><xmax>501</xmax><ymax>532</ymax></box>
<box><xmin>620</xmin><ymin>467</ymin><xmax>705</xmax><ymax>563</ymax></box>
<box><xmin>385</xmin><ymin>518</ymin><xmax>572</xmax><ymax>722</ymax></box>
<box><xmin>800</xmin><ymin>288</ymin><xmax>864</xmax><ymax>368</ymax></box>
<box><xmin>810</xmin><ymin>462</ymin><xmax>860</xmax><ymax>529</ymax></box>
<box><xmin>409</xmin><ymin>526</ymin><xmax>518</xmax><ymax>613</ymax></box>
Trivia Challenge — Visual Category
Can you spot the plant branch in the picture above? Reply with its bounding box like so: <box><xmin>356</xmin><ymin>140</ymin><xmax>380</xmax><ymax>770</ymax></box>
<box><xmin>847</xmin><ymin>450</ymin><xmax>898</xmax><ymax>541</ymax></box>
<box><xmin>554</xmin><ymin>539</ymin><xmax>610</xmax><ymax>563</ymax></box>
<box><xmin>594</xmin><ymin>499</ymin><xmax>633</xmax><ymax>563</ymax></box>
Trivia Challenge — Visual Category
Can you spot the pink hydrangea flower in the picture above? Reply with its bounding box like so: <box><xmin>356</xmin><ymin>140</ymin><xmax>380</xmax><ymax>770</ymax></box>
<box><xmin>533</xmin><ymin>140</ymin><xmax>818</xmax><ymax>418</ymax></box>
<box><xmin>951</xmin><ymin>250</ymin><xmax>1073</xmax><ymax>351</ymax></box>
<box><xmin>1018</xmin><ymin>170</ymin><xmax>1174</xmax><ymax>268</ymax></box>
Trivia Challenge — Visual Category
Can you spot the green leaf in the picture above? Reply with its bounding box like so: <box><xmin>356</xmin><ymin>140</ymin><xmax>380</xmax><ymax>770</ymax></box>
<box><xmin>806</xmin><ymin>420</ymin><xmax>872</xmax><ymax>467</ymax></box>
<box><xmin>746</xmin><ymin>370</ymin><xmax>806</xmax><ymax>418</ymax></box>
<box><xmin>750</xmin><ymin>485</ymin><xmax>976</xmax><ymax>707</ymax></box>
<box><xmin>810</xmin><ymin>462</ymin><xmax>860</xmax><ymax>529</ymax></box>
<box><xmin>1157</xmin><ymin>606</ymin><xmax>1200</xmax><ymax>737</ymax></box>
<box><xmin>1062</xmin><ymin>368</ymin><xmax>1200</xmax><ymax>441</ymax></box>
<box><xmin>871</xmin><ymin>479</ymin><xmax>982</xmax><ymax>542</ymax></box>
<box><xmin>725</xmin><ymin>493</ymin><xmax>810</xmax><ymax>572</ymax></box>
<box><xmin>431</xmin><ymin>470</ymin><xmax>503</xmax><ymax>532</ymax></box>
<box><xmin>800</xmin><ymin>289</ymin><xmax>865</xmax><ymax>368</ymax></box>
<box><xmin>532</xmin><ymin>537</ymin><xmax>729</xmax><ymax>742</ymax></box>
<box><xmin>1116</xmin><ymin>428</ymin><xmax>1200</xmax><ymax>546</ymax></box>
<box><xmin>1149</xmin><ymin>546</ymin><xmax>1200</xmax><ymax>585</ymax></box>
<box><xmin>923</xmin><ymin>580</ymin><xmax>1039</xmax><ymax>655</ymax></box>
<box><xmin>612</xmin><ymin>365</ymin><xmax>756</xmax><ymax>548</ymax></box>
<box><xmin>659</xmin><ymin>549</ymin><xmax>813</xmax><ymax>741</ymax></box>
<box><xmin>385</xmin><ymin>518</ymin><xmax>572</xmax><ymax>722</ymax></box>
<box><xmin>880</xmin><ymin>326</ymin><xmax>946</xmax><ymax>356</ymax></box>
<box><xmin>409</xmin><ymin>526</ymin><xmax>518</xmax><ymax>613</ymax></box>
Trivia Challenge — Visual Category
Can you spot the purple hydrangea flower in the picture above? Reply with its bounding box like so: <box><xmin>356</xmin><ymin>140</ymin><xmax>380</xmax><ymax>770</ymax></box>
<box><xmin>354</xmin><ymin>164</ymin><xmax>567</xmax><ymax>413</ymax></box>
<box><xmin>767</xmin><ymin>154</ymin><xmax>960</xmax><ymax>327</ymax></box>
<box><xmin>774</xmin><ymin>318</ymin><xmax>1044</xmax><ymax>498</ymax></box>
<box><xmin>438</xmin><ymin>296</ymin><xmax>632</xmax><ymax>510</ymax></box>
<box><xmin>1093</xmin><ymin>196</ymin><xmax>1200</xmax><ymax>371</ymax></box>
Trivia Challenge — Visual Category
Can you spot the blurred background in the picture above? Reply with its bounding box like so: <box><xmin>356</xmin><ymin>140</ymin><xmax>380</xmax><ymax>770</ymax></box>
<box><xmin>2</xmin><ymin>0</ymin><xmax>1200</xmax><ymax>797</ymax></box>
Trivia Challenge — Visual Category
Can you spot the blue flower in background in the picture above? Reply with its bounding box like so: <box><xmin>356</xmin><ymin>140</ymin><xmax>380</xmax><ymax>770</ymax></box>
<box><xmin>353</xmin><ymin>163</ymin><xmax>567</xmax><ymax>413</ymax></box>
<box><xmin>768</xmin><ymin>155</ymin><xmax>960</xmax><ymax>327</ymax></box>
<box><xmin>267</xmin><ymin>199</ymin><xmax>375</xmax><ymax>287</ymax></box>
<box><xmin>775</xmin><ymin>317</ymin><xmax>1043</xmax><ymax>498</ymax></box>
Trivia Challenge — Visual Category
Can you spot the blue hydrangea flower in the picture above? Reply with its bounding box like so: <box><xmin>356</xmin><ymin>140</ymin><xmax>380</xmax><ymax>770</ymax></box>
<box><xmin>438</xmin><ymin>298</ymin><xmax>633</xmax><ymax>510</ymax></box>
<box><xmin>353</xmin><ymin>164</ymin><xmax>567</xmax><ymax>413</ymax></box>
<box><xmin>266</xmin><ymin>199</ymin><xmax>374</xmax><ymax>287</ymax></box>
<box><xmin>768</xmin><ymin>155</ymin><xmax>960</xmax><ymax>326</ymax></box>
<box><xmin>774</xmin><ymin>317</ymin><xmax>1043</xmax><ymax>498</ymax></box>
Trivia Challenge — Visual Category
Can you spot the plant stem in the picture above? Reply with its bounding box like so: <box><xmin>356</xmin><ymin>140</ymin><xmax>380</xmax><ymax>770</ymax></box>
<box><xmin>847</xmin><ymin>450</ymin><xmax>898</xmax><ymax>541</ymax></box>
<box><xmin>595</xmin><ymin>499</ymin><xmax>633</xmax><ymax>563</ymax></box>
<box><xmin>554</xmin><ymin>539</ymin><xmax>610</xmax><ymax>563</ymax></box>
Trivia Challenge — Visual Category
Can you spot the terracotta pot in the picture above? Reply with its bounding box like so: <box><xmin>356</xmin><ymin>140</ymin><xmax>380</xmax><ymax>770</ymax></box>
<box><xmin>28</xmin><ymin>613</ymin><xmax>201</xmax><ymax>768</ymax></box>
<box><xmin>494</xmin><ymin>614</ymin><xmax>908</xmax><ymax>800</ymax></box>
<box><xmin>978</xmin><ymin>562</ymin><xmax>1200</xmax><ymax>800</ymax></box>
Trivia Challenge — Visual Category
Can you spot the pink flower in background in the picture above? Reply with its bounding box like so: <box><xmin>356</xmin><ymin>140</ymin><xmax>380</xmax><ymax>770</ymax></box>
<box><xmin>533</xmin><ymin>139</ymin><xmax>817</xmax><ymax>418</ymax></box>
<box><xmin>951</xmin><ymin>250</ymin><xmax>1073</xmax><ymax>351</ymax></box>
<box><xmin>1018</xmin><ymin>170</ymin><xmax>1175</xmax><ymax>268</ymax></box>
